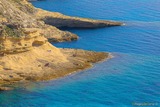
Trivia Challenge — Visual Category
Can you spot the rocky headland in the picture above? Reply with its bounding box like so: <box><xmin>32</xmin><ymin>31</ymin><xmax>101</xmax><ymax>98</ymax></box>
<box><xmin>0</xmin><ymin>0</ymin><xmax>122</xmax><ymax>90</ymax></box>
<box><xmin>36</xmin><ymin>9</ymin><xmax>122</xmax><ymax>28</ymax></box>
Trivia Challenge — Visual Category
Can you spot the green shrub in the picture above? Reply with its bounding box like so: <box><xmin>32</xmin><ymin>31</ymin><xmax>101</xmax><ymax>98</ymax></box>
<box><xmin>3</xmin><ymin>26</ymin><xmax>25</xmax><ymax>37</ymax></box>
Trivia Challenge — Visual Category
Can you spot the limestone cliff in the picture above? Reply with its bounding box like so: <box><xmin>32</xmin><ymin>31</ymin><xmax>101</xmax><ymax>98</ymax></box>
<box><xmin>0</xmin><ymin>28</ymin><xmax>47</xmax><ymax>55</ymax></box>
<box><xmin>0</xmin><ymin>0</ymin><xmax>78</xmax><ymax>42</ymax></box>
<box><xmin>0</xmin><ymin>0</ymin><xmax>122</xmax><ymax>42</ymax></box>
<box><xmin>0</xmin><ymin>25</ymin><xmax>111</xmax><ymax>86</ymax></box>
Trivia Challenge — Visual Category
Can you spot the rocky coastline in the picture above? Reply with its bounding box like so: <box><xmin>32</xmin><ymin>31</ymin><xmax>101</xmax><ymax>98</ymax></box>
<box><xmin>0</xmin><ymin>0</ymin><xmax>122</xmax><ymax>90</ymax></box>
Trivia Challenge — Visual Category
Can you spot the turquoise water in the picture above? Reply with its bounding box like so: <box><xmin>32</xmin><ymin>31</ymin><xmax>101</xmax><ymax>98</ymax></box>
<box><xmin>0</xmin><ymin>0</ymin><xmax>160</xmax><ymax>106</ymax></box>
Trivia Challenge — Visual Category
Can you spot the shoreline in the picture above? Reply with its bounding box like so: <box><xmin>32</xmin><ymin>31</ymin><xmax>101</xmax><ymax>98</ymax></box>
<box><xmin>0</xmin><ymin>0</ymin><xmax>120</xmax><ymax>91</ymax></box>
<box><xmin>0</xmin><ymin>53</ymin><xmax>111</xmax><ymax>91</ymax></box>
<box><xmin>0</xmin><ymin>43</ymin><xmax>112</xmax><ymax>90</ymax></box>
<box><xmin>37</xmin><ymin>51</ymin><xmax>113</xmax><ymax>81</ymax></box>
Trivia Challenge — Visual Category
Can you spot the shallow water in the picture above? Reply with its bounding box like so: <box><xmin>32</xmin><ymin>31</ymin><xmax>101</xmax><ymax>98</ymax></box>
<box><xmin>0</xmin><ymin>0</ymin><xmax>160</xmax><ymax>107</ymax></box>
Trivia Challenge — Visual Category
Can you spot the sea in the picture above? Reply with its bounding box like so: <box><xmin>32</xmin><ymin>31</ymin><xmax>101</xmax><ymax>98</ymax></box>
<box><xmin>0</xmin><ymin>0</ymin><xmax>160</xmax><ymax>106</ymax></box>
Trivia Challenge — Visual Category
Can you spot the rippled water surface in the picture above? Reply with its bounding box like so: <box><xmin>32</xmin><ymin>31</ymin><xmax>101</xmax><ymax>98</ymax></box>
<box><xmin>0</xmin><ymin>0</ymin><xmax>160</xmax><ymax>107</ymax></box>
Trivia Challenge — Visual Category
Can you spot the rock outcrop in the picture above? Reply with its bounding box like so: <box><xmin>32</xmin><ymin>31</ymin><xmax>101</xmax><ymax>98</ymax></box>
<box><xmin>0</xmin><ymin>0</ymin><xmax>122</xmax><ymax>42</ymax></box>
<box><xmin>0</xmin><ymin>0</ymin><xmax>78</xmax><ymax>42</ymax></box>
<box><xmin>0</xmin><ymin>28</ymin><xmax>47</xmax><ymax>55</ymax></box>
<box><xmin>0</xmin><ymin>25</ymin><xmax>112</xmax><ymax>85</ymax></box>
<box><xmin>36</xmin><ymin>9</ymin><xmax>123</xmax><ymax>28</ymax></box>
<box><xmin>0</xmin><ymin>41</ymin><xmax>111</xmax><ymax>85</ymax></box>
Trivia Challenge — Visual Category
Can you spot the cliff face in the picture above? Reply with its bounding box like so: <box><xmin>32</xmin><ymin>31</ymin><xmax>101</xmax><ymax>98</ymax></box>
<box><xmin>0</xmin><ymin>0</ymin><xmax>122</xmax><ymax>42</ymax></box>
<box><xmin>0</xmin><ymin>0</ymin><xmax>78</xmax><ymax>42</ymax></box>
<box><xmin>0</xmin><ymin>28</ymin><xmax>47</xmax><ymax>54</ymax></box>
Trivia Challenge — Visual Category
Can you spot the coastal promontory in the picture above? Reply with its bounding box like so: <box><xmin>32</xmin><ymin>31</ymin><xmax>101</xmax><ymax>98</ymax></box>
<box><xmin>0</xmin><ymin>0</ymin><xmax>122</xmax><ymax>89</ymax></box>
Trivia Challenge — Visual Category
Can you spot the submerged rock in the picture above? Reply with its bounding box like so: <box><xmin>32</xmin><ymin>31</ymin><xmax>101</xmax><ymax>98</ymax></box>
<box><xmin>0</xmin><ymin>87</ymin><xmax>13</xmax><ymax>91</ymax></box>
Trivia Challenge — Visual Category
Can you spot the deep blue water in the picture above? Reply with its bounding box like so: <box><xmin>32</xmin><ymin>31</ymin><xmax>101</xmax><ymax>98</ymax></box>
<box><xmin>0</xmin><ymin>0</ymin><xmax>160</xmax><ymax>107</ymax></box>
